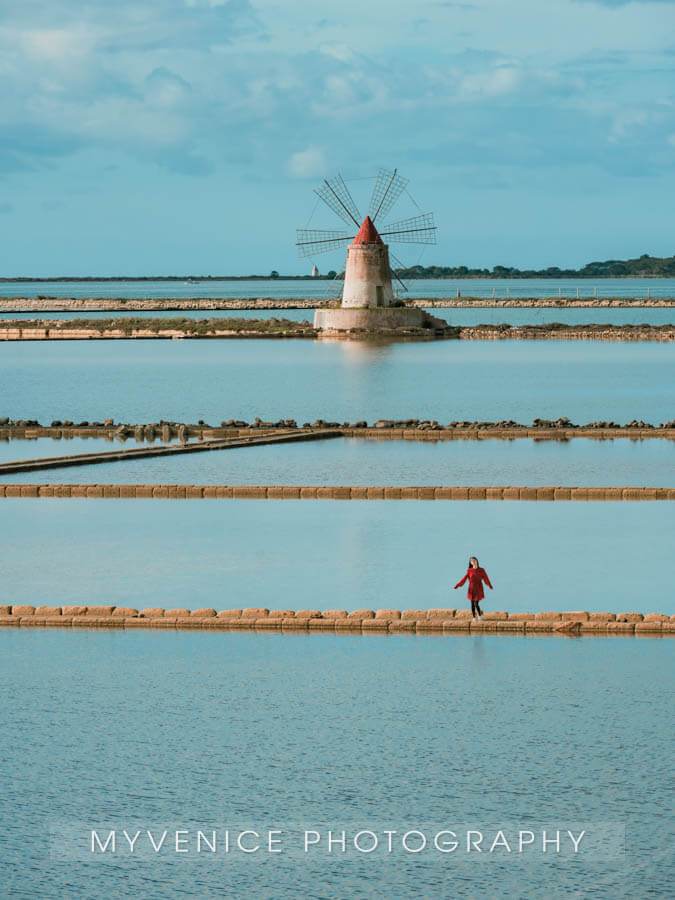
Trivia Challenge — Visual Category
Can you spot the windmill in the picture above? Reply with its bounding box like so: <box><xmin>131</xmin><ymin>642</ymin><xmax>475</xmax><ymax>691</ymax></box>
<box><xmin>296</xmin><ymin>169</ymin><xmax>436</xmax><ymax>309</ymax></box>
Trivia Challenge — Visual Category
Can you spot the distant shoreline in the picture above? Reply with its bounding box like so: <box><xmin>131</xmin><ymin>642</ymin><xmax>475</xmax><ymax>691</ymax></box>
<box><xmin>2</xmin><ymin>273</ymin><xmax>675</xmax><ymax>283</ymax></box>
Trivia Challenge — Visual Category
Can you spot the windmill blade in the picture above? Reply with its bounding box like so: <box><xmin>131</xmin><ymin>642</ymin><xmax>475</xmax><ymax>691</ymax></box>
<box><xmin>323</xmin><ymin>269</ymin><xmax>345</xmax><ymax>299</ymax></box>
<box><xmin>379</xmin><ymin>212</ymin><xmax>436</xmax><ymax>245</ymax></box>
<box><xmin>313</xmin><ymin>174</ymin><xmax>361</xmax><ymax>227</ymax></box>
<box><xmin>388</xmin><ymin>251</ymin><xmax>409</xmax><ymax>293</ymax></box>
<box><xmin>368</xmin><ymin>168</ymin><xmax>409</xmax><ymax>223</ymax></box>
<box><xmin>296</xmin><ymin>229</ymin><xmax>352</xmax><ymax>258</ymax></box>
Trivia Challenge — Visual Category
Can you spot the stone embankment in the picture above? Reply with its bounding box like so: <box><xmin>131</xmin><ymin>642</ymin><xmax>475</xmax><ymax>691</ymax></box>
<box><xmin>459</xmin><ymin>324</ymin><xmax>674</xmax><ymax>342</ymax></box>
<box><xmin>1</xmin><ymin>484</ymin><xmax>672</xmax><ymax>500</ymax></box>
<box><xmin>0</xmin><ymin>318</ymin><xmax>316</xmax><ymax>341</ymax></box>
<box><xmin>0</xmin><ymin>605</ymin><xmax>672</xmax><ymax>636</ymax></box>
<box><xmin>0</xmin><ymin>319</ymin><xmax>674</xmax><ymax>341</ymax></box>
<box><xmin>1</xmin><ymin>296</ymin><xmax>674</xmax><ymax>311</ymax></box>
<box><xmin>0</xmin><ymin>298</ymin><xmax>330</xmax><ymax>312</ymax></box>
<box><xmin>2</xmin><ymin>417</ymin><xmax>674</xmax><ymax>443</ymax></box>
<box><xmin>417</xmin><ymin>297</ymin><xmax>675</xmax><ymax>308</ymax></box>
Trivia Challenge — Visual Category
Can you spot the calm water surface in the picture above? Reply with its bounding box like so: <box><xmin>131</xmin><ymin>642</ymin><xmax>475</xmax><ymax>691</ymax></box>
<box><xmin>0</xmin><ymin>436</ymin><xmax>175</xmax><ymax>464</ymax></box>
<box><xmin>0</xmin><ymin>630</ymin><xmax>671</xmax><ymax>898</ymax></box>
<box><xmin>2</xmin><ymin>340</ymin><xmax>673</xmax><ymax>425</ymax></box>
<box><xmin>1</xmin><ymin>500</ymin><xmax>672</xmax><ymax>614</ymax></box>
<box><xmin>1</xmin><ymin>276</ymin><xmax>674</xmax><ymax>299</ymax></box>
<box><xmin>3</xmin><ymin>277</ymin><xmax>672</xmax><ymax>900</ymax></box>
<box><xmin>2</xmin><ymin>436</ymin><xmax>673</xmax><ymax>487</ymax></box>
<box><xmin>3</xmin><ymin>306</ymin><xmax>674</xmax><ymax>325</ymax></box>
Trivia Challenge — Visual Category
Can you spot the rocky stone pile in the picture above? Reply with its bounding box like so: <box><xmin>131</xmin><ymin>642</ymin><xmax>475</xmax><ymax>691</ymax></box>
<box><xmin>2</xmin><ymin>416</ymin><xmax>674</xmax><ymax>431</ymax></box>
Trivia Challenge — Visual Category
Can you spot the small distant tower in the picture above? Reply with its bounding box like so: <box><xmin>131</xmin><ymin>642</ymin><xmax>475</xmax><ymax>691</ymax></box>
<box><xmin>311</xmin><ymin>264</ymin><xmax>319</xmax><ymax>277</ymax></box>
<box><xmin>341</xmin><ymin>216</ymin><xmax>394</xmax><ymax>309</ymax></box>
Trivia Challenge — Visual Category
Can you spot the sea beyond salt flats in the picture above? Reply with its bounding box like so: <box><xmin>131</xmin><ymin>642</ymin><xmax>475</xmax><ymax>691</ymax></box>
<box><xmin>2</xmin><ymin>275</ymin><xmax>675</xmax><ymax>299</ymax></box>
<box><xmin>1</xmin><ymin>340</ymin><xmax>674</xmax><ymax>425</ymax></box>
<box><xmin>0</xmin><ymin>629</ymin><xmax>671</xmax><ymax>898</ymax></box>
<box><xmin>1</xmin><ymin>499</ymin><xmax>673</xmax><ymax>614</ymax></box>
<box><xmin>1</xmin><ymin>435</ymin><xmax>673</xmax><ymax>487</ymax></box>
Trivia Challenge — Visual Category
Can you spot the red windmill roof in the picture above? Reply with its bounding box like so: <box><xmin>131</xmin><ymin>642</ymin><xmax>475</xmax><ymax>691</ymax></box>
<box><xmin>352</xmin><ymin>215</ymin><xmax>382</xmax><ymax>245</ymax></box>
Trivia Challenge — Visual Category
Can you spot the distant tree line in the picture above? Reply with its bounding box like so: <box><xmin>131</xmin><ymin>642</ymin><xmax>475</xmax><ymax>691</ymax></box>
<box><xmin>393</xmin><ymin>253</ymin><xmax>675</xmax><ymax>279</ymax></box>
<box><xmin>2</xmin><ymin>253</ymin><xmax>674</xmax><ymax>282</ymax></box>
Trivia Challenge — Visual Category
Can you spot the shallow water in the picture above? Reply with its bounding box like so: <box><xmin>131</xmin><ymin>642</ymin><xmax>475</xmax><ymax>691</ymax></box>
<box><xmin>2</xmin><ymin>291</ymin><xmax>674</xmax><ymax>900</ymax></box>
<box><xmin>1</xmin><ymin>499</ymin><xmax>672</xmax><ymax>614</ymax></box>
<box><xmin>2</xmin><ymin>436</ymin><xmax>673</xmax><ymax>488</ymax></box>
<box><xmin>3</xmin><ymin>306</ymin><xmax>674</xmax><ymax>325</ymax></box>
<box><xmin>1</xmin><ymin>276</ymin><xmax>674</xmax><ymax>299</ymax></box>
<box><xmin>0</xmin><ymin>436</ymin><xmax>175</xmax><ymax>465</ymax></box>
<box><xmin>0</xmin><ymin>629</ymin><xmax>671</xmax><ymax>898</ymax></box>
<box><xmin>2</xmin><ymin>340</ymin><xmax>673</xmax><ymax>425</ymax></box>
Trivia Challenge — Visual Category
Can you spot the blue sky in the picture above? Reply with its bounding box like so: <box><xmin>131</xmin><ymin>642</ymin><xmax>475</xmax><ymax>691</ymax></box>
<box><xmin>1</xmin><ymin>0</ymin><xmax>674</xmax><ymax>275</ymax></box>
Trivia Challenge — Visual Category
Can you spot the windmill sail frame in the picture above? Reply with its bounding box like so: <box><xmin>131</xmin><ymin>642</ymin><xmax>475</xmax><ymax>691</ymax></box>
<box><xmin>379</xmin><ymin>212</ymin><xmax>437</xmax><ymax>245</ymax></box>
<box><xmin>296</xmin><ymin>229</ymin><xmax>351</xmax><ymax>258</ymax></box>
<box><xmin>297</xmin><ymin>169</ymin><xmax>436</xmax><ymax>299</ymax></box>
<box><xmin>313</xmin><ymin>174</ymin><xmax>361</xmax><ymax>227</ymax></box>
<box><xmin>368</xmin><ymin>168</ymin><xmax>410</xmax><ymax>224</ymax></box>
<box><xmin>388</xmin><ymin>250</ymin><xmax>410</xmax><ymax>293</ymax></box>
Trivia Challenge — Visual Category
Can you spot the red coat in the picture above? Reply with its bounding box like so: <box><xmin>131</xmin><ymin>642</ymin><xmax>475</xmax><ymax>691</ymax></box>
<box><xmin>454</xmin><ymin>567</ymin><xmax>493</xmax><ymax>601</ymax></box>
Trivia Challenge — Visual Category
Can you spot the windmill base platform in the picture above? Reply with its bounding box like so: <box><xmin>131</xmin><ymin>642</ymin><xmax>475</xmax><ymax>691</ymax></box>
<box><xmin>314</xmin><ymin>306</ymin><xmax>451</xmax><ymax>339</ymax></box>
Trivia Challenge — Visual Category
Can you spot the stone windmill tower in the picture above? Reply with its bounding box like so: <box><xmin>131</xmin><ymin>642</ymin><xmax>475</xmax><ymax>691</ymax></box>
<box><xmin>296</xmin><ymin>170</ymin><xmax>438</xmax><ymax>334</ymax></box>
<box><xmin>341</xmin><ymin>215</ymin><xmax>394</xmax><ymax>309</ymax></box>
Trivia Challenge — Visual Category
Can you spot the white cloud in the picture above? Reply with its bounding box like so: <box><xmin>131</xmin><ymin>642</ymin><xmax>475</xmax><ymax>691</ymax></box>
<box><xmin>286</xmin><ymin>146</ymin><xmax>326</xmax><ymax>178</ymax></box>
<box><xmin>20</xmin><ymin>26</ymin><xmax>97</xmax><ymax>63</ymax></box>
<box><xmin>609</xmin><ymin>109</ymin><xmax>649</xmax><ymax>142</ymax></box>
<box><xmin>458</xmin><ymin>64</ymin><xmax>522</xmax><ymax>100</ymax></box>
<box><xmin>1</xmin><ymin>0</ymin><xmax>675</xmax><ymax>183</ymax></box>
<box><xmin>145</xmin><ymin>67</ymin><xmax>192</xmax><ymax>109</ymax></box>
<box><xmin>319</xmin><ymin>43</ymin><xmax>356</xmax><ymax>64</ymax></box>
<box><xmin>323</xmin><ymin>74</ymin><xmax>358</xmax><ymax>105</ymax></box>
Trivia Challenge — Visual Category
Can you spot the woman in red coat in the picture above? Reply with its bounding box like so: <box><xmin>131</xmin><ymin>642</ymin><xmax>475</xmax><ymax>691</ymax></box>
<box><xmin>454</xmin><ymin>556</ymin><xmax>493</xmax><ymax>618</ymax></box>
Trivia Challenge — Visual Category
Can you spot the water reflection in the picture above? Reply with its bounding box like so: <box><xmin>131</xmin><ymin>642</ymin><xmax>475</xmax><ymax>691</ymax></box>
<box><xmin>332</xmin><ymin>339</ymin><xmax>396</xmax><ymax>363</ymax></box>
